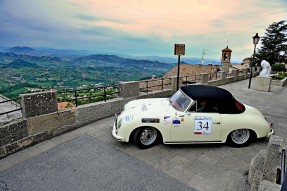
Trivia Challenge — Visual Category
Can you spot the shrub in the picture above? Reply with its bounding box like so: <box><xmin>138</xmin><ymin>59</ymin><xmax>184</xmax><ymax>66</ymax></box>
<box><xmin>272</xmin><ymin>72</ymin><xmax>287</xmax><ymax>80</ymax></box>
<box><xmin>272</xmin><ymin>63</ymin><xmax>286</xmax><ymax>72</ymax></box>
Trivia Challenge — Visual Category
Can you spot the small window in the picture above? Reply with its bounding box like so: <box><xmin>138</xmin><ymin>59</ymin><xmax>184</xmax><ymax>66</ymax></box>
<box><xmin>217</xmin><ymin>98</ymin><xmax>245</xmax><ymax>114</ymax></box>
<box><xmin>195</xmin><ymin>99</ymin><xmax>218</xmax><ymax>113</ymax></box>
<box><xmin>188</xmin><ymin>101</ymin><xmax>197</xmax><ymax>112</ymax></box>
<box><xmin>233</xmin><ymin>98</ymin><xmax>245</xmax><ymax>113</ymax></box>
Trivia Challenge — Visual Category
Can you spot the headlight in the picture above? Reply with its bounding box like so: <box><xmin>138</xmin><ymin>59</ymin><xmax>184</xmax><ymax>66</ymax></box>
<box><xmin>117</xmin><ymin>118</ymin><xmax>123</xmax><ymax>130</ymax></box>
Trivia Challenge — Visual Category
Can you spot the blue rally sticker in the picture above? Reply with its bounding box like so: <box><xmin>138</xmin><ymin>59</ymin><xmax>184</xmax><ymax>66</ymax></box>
<box><xmin>164</xmin><ymin>116</ymin><xmax>170</xmax><ymax>119</ymax></box>
<box><xmin>173</xmin><ymin>119</ymin><xmax>181</xmax><ymax>124</ymax></box>
<box><xmin>163</xmin><ymin>116</ymin><xmax>171</xmax><ymax>125</ymax></box>
<box><xmin>124</xmin><ymin>114</ymin><xmax>134</xmax><ymax>122</ymax></box>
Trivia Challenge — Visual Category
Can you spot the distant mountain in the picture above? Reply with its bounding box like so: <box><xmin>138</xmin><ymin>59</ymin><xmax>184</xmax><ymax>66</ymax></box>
<box><xmin>72</xmin><ymin>54</ymin><xmax>175</xmax><ymax>73</ymax></box>
<box><xmin>6</xmin><ymin>46</ymin><xmax>35</xmax><ymax>54</ymax></box>
<box><xmin>34</xmin><ymin>47</ymin><xmax>100</xmax><ymax>56</ymax></box>
<box><xmin>122</xmin><ymin>55</ymin><xmax>222</xmax><ymax>65</ymax></box>
<box><xmin>2</xmin><ymin>59</ymin><xmax>41</xmax><ymax>69</ymax></box>
<box><xmin>2</xmin><ymin>46</ymin><xmax>225</xmax><ymax>64</ymax></box>
<box><xmin>74</xmin><ymin>54</ymin><xmax>125</xmax><ymax>64</ymax></box>
<box><xmin>0</xmin><ymin>52</ymin><xmax>62</xmax><ymax>64</ymax></box>
<box><xmin>2</xmin><ymin>46</ymin><xmax>106</xmax><ymax>61</ymax></box>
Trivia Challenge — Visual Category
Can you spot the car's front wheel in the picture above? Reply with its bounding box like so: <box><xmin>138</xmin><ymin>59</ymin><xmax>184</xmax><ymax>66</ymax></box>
<box><xmin>227</xmin><ymin>129</ymin><xmax>252</xmax><ymax>147</ymax></box>
<box><xmin>133</xmin><ymin>127</ymin><xmax>158</xmax><ymax>149</ymax></box>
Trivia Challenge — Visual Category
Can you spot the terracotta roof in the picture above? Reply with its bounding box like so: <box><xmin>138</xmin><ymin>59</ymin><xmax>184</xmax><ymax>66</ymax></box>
<box><xmin>58</xmin><ymin>102</ymin><xmax>75</xmax><ymax>110</ymax></box>
<box><xmin>139</xmin><ymin>64</ymin><xmax>219</xmax><ymax>93</ymax></box>
<box><xmin>163</xmin><ymin>64</ymin><xmax>218</xmax><ymax>78</ymax></box>
<box><xmin>231</xmin><ymin>64</ymin><xmax>248</xmax><ymax>70</ymax></box>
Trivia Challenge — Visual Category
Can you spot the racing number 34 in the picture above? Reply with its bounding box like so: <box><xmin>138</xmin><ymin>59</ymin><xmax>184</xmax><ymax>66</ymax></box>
<box><xmin>197</xmin><ymin>121</ymin><xmax>209</xmax><ymax>130</ymax></box>
<box><xmin>194</xmin><ymin>117</ymin><xmax>212</xmax><ymax>135</ymax></box>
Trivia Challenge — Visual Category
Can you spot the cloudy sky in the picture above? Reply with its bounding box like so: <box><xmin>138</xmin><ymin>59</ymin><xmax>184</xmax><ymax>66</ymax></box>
<box><xmin>0</xmin><ymin>0</ymin><xmax>286</xmax><ymax>61</ymax></box>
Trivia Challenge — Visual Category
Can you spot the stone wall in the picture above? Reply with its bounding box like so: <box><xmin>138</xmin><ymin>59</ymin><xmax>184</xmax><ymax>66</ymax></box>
<box><xmin>0</xmin><ymin>119</ymin><xmax>28</xmax><ymax>147</ymax></box>
<box><xmin>272</xmin><ymin>77</ymin><xmax>287</xmax><ymax>87</ymax></box>
<box><xmin>21</xmin><ymin>90</ymin><xmax>58</xmax><ymax>118</ymax></box>
<box><xmin>76</xmin><ymin>98</ymin><xmax>127</xmax><ymax>125</ymax></box>
<box><xmin>0</xmin><ymin>88</ymin><xmax>175</xmax><ymax>159</ymax></box>
<box><xmin>27</xmin><ymin>109</ymin><xmax>76</xmax><ymax>134</ymax></box>
<box><xmin>248</xmin><ymin>135</ymin><xmax>286</xmax><ymax>191</ymax></box>
<box><xmin>0</xmin><ymin>118</ymin><xmax>50</xmax><ymax>159</ymax></box>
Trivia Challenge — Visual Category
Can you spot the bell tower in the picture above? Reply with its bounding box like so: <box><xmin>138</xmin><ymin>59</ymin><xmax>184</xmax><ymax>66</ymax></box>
<box><xmin>221</xmin><ymin>46</ymin><xmax>232</xmax><ymax>73</ymax></box>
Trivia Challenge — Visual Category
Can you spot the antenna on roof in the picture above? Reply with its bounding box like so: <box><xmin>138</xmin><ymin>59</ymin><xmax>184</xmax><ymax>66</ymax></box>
<box><xmin>201</xmin><ymin>49</ymin><xmax>210</xmax><ymax>65</ymax></box>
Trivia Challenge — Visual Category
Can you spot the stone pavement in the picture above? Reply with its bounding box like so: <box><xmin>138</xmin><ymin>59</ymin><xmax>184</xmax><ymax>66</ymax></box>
<box><xmin>0</xmin><ymin>79</ymin><xmax>286</xmax><ymax>191</ymax></box>
<box><xmin>0</xmin><ymin>95</ymin><xmax>22</xmax><ymax>123</ymax></box>
<box><xmin>0</xmin><ymin>135</ymin><xmax>196</xmax><ymax>191</ymax></box>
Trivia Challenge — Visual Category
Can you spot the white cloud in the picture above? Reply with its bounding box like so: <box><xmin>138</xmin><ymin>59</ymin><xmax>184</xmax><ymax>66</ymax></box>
<box><xmin>0</xmin><ymin>0</ymin><xmax>286</xmax><ymax>61</ymax></box>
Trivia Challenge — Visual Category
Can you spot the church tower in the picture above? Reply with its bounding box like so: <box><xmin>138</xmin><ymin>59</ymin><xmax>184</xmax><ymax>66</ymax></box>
<box><xmin>221</xmin><ymin>46</ymin><xmax>232</xmax><ymax>73</ymax></box>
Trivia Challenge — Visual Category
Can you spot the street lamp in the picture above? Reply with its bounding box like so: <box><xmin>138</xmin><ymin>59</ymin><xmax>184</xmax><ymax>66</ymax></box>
<box><xmin>248</xmin><ymin>33</ymin><xmax>260</xmax><ymax>89</ymax></box>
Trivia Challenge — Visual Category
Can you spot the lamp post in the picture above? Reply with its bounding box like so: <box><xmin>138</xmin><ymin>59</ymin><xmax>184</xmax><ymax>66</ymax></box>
<box><xmin>248</xmin><ymin>33</ymin><xmax>260</xmax><ymax>89</ymax></box>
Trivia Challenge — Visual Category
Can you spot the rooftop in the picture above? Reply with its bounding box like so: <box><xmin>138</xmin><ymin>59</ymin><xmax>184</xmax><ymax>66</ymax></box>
<box><xmin>163</xmin><ymin>64</ymin><xmax>218</xmax><ymax>78</ymax></box>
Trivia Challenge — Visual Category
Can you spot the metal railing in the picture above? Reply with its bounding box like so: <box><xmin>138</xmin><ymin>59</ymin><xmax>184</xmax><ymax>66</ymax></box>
<box><xmin>0</xmin><ymin>97</ymin><xmax>22</xmax><ymax>116</ymax></box>
<box><xmin>57</xmin><ymin>85</ymin><xmax>119</xmax><ymax>107</ymax></box>
<box><xmin>139</xmin><ymin>78</ymin><xmax>171</xmax><ymax>94</ymax></box>
<box><xmin>182</xmin><ymin>75</ymin><xmax>201</xmax><ymax>85</ymax></box>
<box><xmin>226</xmin><ymin>72</ymin><xmax>233</xmax><ymax>78</ymax></box>
<box><xmin>208</xmin><ymin>73</ymin><xmax>221</xmax><ymax>81</ymax></box>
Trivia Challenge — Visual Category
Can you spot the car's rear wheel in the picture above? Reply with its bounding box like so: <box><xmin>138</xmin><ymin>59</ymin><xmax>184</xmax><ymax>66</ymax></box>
<box><xmin>133</xmin><ymin>127</ymin><xmax>158</xmax><ymax>149</ymax></box>
<box><xmin>227</xmin><ymin>129</ymin><xmax>252</xmax><ymax>147</ymax></box>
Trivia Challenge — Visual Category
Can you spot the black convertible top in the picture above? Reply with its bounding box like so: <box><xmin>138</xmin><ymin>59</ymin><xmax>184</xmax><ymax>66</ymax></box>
<box><xmin>180</xmin><ymin>85</ymin><xmax>233</xmax><ymax>100</ymax></box>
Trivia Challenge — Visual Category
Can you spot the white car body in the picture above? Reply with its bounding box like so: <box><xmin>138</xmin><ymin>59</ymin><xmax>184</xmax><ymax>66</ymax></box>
<box><xmin>112</xmin><ymin>85</ymin><xmax>274</xmax><ymax>148</ymax></box>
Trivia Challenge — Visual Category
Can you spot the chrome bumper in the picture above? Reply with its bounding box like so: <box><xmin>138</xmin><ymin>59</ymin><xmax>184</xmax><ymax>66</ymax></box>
<box><xmin>267</xmin><ymin>123</ymin><xmax>275</xmax><ymax>137</ymax></box>
<box><xmin>112</xmin><ymin>123</ymin><xmax>126</xmax><ymax>142</ymax></box>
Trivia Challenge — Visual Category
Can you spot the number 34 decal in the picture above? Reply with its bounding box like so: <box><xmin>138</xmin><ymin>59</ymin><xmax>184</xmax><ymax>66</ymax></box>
<box><xmin>194</xmin><ymin>117</ymin><xmax>213</xmax><ymax>135</ymax></box>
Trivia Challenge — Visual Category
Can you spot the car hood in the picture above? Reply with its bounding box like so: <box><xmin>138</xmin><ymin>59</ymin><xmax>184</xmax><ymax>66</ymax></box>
<box><xmin>123</xmin><ymin>98</ymin><xmax>173</xmax><ymax>114</ymax></box>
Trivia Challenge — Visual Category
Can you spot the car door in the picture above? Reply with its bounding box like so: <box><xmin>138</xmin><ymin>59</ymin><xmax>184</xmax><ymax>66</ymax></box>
<box><xmin>170</xmin><ymin>112</ymin><xmax>222</xmax><ymax>143</ymax></box>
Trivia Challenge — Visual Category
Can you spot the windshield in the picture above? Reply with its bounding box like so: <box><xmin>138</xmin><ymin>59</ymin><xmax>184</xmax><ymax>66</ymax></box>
<box><xmin>169</xmin><ymin>89</ymin><xmax>193</xmax><ymax>112</ymax></box>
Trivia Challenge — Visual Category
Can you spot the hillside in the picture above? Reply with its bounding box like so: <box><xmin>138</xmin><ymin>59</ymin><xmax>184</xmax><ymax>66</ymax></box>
<box><xmin>0</xmin><ymin>52</ymin><xmax>67</xmax><ymax>69</ymax></box>
<box><xmin>72</xmin><ymin>54</ymin><xmax>174</xmax><ymax>71</ymax></box>
<box><xmin>7</xmin><ymin>46</ymin><xmax>35</xmax><ymax>54</ymax></box>
<box><xmin>2</xmin><ymin>59</ymin><xmax>41</xmax><ymax>69</ymax></box>
<box><xmin>0</xmin><ymin>51</ymin><xmax>176</xmax><ymax>99</ymax></box>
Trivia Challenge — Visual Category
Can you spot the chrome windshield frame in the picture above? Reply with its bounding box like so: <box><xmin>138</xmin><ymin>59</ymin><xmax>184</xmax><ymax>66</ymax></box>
<box><xmin>169</xmin><ymin>89</ymin><xmax>193</xmax><ymax>112</ymax></box>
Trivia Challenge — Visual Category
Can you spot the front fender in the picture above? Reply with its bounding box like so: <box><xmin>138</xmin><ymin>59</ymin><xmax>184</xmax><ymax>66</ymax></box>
<box><xmin>128</xmin><ymin>126</ymin><xmax>164</xmax><ymax>143</ymax></box>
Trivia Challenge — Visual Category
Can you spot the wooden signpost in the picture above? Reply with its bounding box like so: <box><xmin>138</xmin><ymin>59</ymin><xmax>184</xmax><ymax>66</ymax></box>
<box><xmin>174</xmin><ymin>44</ymin><xmax>185</xmax><ymax>90</ymax></box>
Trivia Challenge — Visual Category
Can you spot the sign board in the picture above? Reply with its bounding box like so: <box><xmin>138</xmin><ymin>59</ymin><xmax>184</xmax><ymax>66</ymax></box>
<box><xmin>194</xmin><ymin>116</ymin><xmax>212</xmax><ymax>135</ymax></box>
<box><xmin>174</xmin><ymin>44</ymin><xmax>185</xmax><ymax>55</ymax></box>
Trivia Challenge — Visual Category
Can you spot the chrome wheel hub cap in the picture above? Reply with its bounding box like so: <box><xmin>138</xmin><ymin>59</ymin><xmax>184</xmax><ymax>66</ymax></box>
<box><xmin>231</xmin><ymin>129</ymin><xmax>250</xmax><ymax>144</ymax></box>
<box><xmin>140</xmin><ymin>128</ymin><xmax>157</xmax><ymax>145</ymax></box>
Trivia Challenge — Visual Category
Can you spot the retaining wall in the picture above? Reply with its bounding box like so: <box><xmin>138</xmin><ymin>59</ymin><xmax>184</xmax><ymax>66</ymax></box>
<box><xmin>248</xmin><ymin>135</ymin><xmax>287</xmax><ymax>191</ymax></box>
<box><xmin>0</xmin><ymin>89</ymin><xmax>173</xmax><ymax>159</ymax></box>
<box><xmin>272</xmin><ymin>77</ymin><xmax>287</xmax><ymax>87</ymax></box>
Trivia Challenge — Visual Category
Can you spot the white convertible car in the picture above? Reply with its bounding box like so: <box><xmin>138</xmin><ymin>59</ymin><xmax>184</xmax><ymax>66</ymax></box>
<box><xmin>112</xmin><ymin>85</ymin><xmax>274</xmax><ymax>149</ymax></box>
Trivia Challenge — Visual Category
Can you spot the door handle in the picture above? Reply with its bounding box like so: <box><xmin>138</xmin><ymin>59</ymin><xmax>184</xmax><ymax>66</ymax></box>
<box><xmin>213</xmin><ymin>122</ymin><xmax>221</xmax><ymax>124</ymax></box>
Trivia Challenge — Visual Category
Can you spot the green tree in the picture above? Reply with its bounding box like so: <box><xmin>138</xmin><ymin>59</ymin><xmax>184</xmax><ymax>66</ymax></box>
<box><xmin>257</xmin><ymin>20</ymin><xmax>287</xmax><ymax>65</ymax></box>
